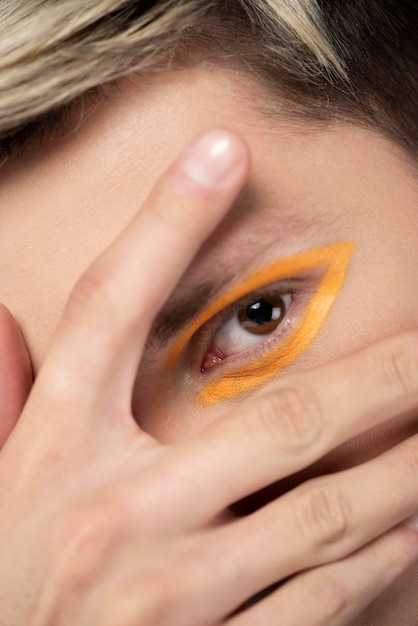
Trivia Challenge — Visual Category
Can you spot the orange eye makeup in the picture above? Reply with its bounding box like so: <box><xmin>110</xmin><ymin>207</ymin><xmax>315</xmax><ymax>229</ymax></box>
<box><xmin>169</xmin><ymin>242</ymin><xmax>355</xmax><ymax>405</ymax></box>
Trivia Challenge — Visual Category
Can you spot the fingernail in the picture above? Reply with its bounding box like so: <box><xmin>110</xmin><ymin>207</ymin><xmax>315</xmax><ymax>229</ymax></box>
<box><xmin>180</xmin><ymin>131</ymin><xmax>239</xmax><ymax>187</ymax></box>
<box><xmin>405</xmin><ymin>514</ymin><xmax>418</xmax><ymax>531</ymax></box>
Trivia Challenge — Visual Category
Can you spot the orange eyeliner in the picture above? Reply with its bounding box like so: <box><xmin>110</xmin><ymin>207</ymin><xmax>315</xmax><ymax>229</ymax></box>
<box><xmin>168</xmin><ymin>242</ymin><xmax>355</xmax><ymax>405</ymax></box>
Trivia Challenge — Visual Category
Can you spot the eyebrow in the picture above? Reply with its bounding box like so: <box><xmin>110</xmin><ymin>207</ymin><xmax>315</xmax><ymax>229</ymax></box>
<box><xmin>147</xmin><ymin>192</ymin><xmax>338</xmax><ymax>348</ymax></box>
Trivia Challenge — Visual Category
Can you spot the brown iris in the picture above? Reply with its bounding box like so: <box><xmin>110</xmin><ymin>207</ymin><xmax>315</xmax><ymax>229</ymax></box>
<box><xmin>237</xmin><ymin>296</ymin><xmax>286</xmax><ymax>336</ymax></box>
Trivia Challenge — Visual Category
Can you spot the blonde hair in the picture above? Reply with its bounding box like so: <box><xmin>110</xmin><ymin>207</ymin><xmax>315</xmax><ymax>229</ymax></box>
<box><xmin>0</xmin><ymin>0</ymin><xmax>416</xmax><ymax>162</ymax></box>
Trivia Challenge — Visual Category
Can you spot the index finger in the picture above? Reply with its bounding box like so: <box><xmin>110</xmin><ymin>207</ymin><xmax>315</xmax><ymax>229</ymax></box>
<box><xmin>32</xmin><ymin>130</ymin><xmax>250</xmax><ymax>416</ymax></box>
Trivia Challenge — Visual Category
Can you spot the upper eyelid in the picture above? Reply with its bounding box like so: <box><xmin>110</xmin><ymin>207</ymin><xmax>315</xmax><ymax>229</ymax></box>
<box><xmin>194</xmin><ymin>279</ymin><xmax>304</xmax><ymax>344</ymax></box>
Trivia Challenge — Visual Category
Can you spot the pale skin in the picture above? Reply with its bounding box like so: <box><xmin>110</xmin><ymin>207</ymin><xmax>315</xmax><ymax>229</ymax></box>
<box><xmin>0</xmin><ymin>64</ymin><xmax>417</xmax><ymax>624</ymax></box>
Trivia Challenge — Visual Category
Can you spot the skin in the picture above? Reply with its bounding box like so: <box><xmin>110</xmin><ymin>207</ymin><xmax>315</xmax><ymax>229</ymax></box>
<box><xmin>0</xmin><ymin>130</ymin><xmax>417</xmax><ymax>626</ymax></box>
<box><xmin>0</xmin><ymin>64</ymin><xmax>417</xmax><ymax>623</ymax></box>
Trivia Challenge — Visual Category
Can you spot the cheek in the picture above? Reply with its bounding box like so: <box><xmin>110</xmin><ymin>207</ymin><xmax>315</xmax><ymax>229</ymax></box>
<box><xmin>311</xmin><ymin>250</ymin><xmax>418</xmax><ymax>367</ymax></box>
<box><xmin>132</xmin><ymin>351</ymin><xmax>236</xmax><ymax>442</ymax></box>
<box><xmin>135</xmin><ymin>390</ymin><xmax>230</xmax><ymax>443</ymax></box>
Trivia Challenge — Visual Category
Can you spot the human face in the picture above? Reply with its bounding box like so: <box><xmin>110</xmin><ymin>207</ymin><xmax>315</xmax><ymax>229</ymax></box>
<box><xmin>0</xmin><ymin>64</ymin><xmax>417</xmax><ymax>468</ymax></box>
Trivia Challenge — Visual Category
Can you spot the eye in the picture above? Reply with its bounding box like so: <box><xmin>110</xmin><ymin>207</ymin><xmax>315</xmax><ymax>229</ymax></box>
<box><xmin>201</xmin><ymin>294</ymin><xmax>292</xmax><ymax>371</ymax></box>
<box><xmin>168</xmin><ymin>242</ymin><xmax>355</xmax><ymax>405</ymax></box>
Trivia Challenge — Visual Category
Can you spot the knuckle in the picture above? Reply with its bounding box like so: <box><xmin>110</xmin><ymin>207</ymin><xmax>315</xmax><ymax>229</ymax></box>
<box><xmin>366</xmin><ymin>531</ymin><xmax>412</xmax><ymax>582</ymax></box>
<box><xmin>306</xmin><ymin>568</ymin><xmax>349</xmax><ymax>621</ymax></box>
<box><xmin>145</xmin><ymin>176</ymin><xmax>190</xmax><ymax>232</ymax></box>
<box><xmin>65</xmin><ymin>263</ymin><xmax>123</xmax><ymax>330</ymax></box>
<box><xmin>399</xmin><ymin>437</ymin><xmax>418</xmax><ymax>487</ymax></box>
<box><xmin>101</xmin><ymin>576</ymin><xmax>176</xmax><ymax>626</ymax></box>
<box><xmin>367</xmin><ymin>540</ymin><xmax>397</xmax><ymax>576</ymax></box>
<box><xmin>295</xmin><ymin>480</ymin><xmax>351</xmax><ymax>549</ymax></box>
<box><xmin>379</xmin><ymin>337</ymin><xmax>418</xmax><ymax>397</ymax></box>
<box><xmin>148</xmin><ymin>190</ymin><xmax>186</xmax><ymax>230</ymax></box>
<box><xmin>49</xmin><ymin>500</ymin><xmax>128</xmax><ymax>590</ymax></box>
<box><xmin>255</xmin><ymin>385</ymin><xmax>323</xmax><ymax>454</ymax></box>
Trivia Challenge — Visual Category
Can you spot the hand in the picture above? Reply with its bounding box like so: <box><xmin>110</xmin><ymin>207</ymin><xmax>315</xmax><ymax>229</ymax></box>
<box><xmin>0</xmin><ymin>303</ymin><xmax>32</xmax><ymax>449</ymax></box>
<box><xmin>0</xmin><ymin>130</ymin><xmax>417</xmax><ymax>626</ymax></box>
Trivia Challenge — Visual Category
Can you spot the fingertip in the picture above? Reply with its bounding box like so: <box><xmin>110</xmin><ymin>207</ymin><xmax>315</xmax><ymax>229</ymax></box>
<box><xmin>177</xmin><ymin>129</ymin><xmax>251</xmax><ymax>190</ymax></box>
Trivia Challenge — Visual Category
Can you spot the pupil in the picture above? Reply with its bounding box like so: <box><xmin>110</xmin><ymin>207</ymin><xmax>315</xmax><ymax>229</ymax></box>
<box><xmin>247</xmin><ymin>300</ymin><xmax>274</xmax><ymax>325</ymax></box>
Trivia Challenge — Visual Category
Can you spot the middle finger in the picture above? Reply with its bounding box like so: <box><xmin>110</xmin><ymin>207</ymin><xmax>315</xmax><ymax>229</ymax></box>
<box><xmin>159</xmin><ymin>332</ymin><xmax>418</xmax><ymax>523</ymax></box>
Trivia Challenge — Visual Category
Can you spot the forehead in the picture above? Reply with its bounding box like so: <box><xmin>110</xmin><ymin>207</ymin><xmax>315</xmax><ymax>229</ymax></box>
<box><xmin>99</xmin><ymin>63</ymin><xmax>415</xmax><ymax>253</ymax></box>
<box><xmin>3</xmin><ymin>61</ymin><xmax>413</xmax><ymax>220</ymax></box>
<box><xmin>94</xmin><ymin>64</ymin><xmax>415</xmax><ymax>217</ymax></box>
<box><xmin>1</xmin><ymin>63</ymin><xmax>416</xmax><ymax>272</ymax></box>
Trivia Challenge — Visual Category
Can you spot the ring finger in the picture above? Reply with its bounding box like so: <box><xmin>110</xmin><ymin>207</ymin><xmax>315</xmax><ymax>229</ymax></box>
<box><xmin>205</xmin><ymin>434</ymin><xmax>418</xmax><ymax>613</ymax></box>
<box><xmin>227</xmin><ymin>523</ymin><xmax>418</xmax><ymax>626</ymax></box>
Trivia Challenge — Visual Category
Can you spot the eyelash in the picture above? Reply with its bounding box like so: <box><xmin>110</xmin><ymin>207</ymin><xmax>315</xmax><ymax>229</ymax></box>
<box><xmin>187</xmin><ymin>278</ymin><xmax>312</xmax><ymax>377</ymax></box>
